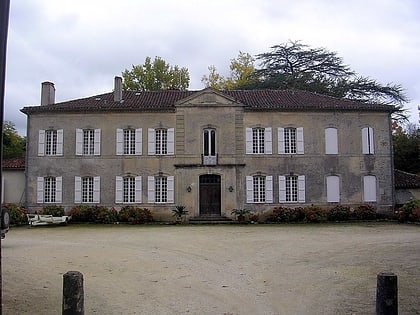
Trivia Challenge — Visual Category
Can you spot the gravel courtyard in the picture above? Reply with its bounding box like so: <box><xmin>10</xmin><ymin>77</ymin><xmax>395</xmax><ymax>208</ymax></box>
<box><xmin>2</xmin><ymin>223</ymin><xmax>419</xmax><ymax>315</ymax></box>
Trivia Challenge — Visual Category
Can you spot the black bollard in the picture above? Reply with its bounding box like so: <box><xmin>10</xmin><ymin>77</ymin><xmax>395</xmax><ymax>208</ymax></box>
<box><xmin>376</xmin><ymin>272</ymin><xmax>398</xmax><ymax>315</ymax></box>
<box><xmin>62</xmin><ymin>271</ymin><xmax>84</xmax><ymax>315</ymax></box>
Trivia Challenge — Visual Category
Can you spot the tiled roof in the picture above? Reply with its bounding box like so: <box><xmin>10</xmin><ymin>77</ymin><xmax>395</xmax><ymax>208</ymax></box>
<box><xmin>394</xmin><ymin>169</ymin><xmax>420</xmax><ymax>189</ymax></box>
<box><xmin>2</xmin><ymin>157</ymin><xmax>25</xmax><ymax>169</ymax></box>
<box><xmin>21</xmin><ymin>89</ymin><xmax>394</xmax><ymax>114</ymax></box>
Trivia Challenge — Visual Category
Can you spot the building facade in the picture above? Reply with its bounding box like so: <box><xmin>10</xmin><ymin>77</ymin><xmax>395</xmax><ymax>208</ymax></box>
<box><xmin>21</xmin><ymin>78</ymin><xmax>395</xmax><ymax>220</ymax></box>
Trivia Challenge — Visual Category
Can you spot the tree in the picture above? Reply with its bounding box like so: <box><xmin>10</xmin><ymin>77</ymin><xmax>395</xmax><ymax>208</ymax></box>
<box><xmin>122</xmin><ymin>56</ymin><xmax>190</xmax><ymax>91</ymax></box>
<box><xmin>392</xmin><ymin>123</ymin><xmax>420</xmax><ymax>174</ymax></box>
<box><xmin>202</xmin><ymin>51</ymin><xmax>258</xmax><ymax>90</ymax></box>
<box><xmin>201</xmin><ymin>65</ymin><xmax>226</xmax><ymax>90</ymax></box>
<box><xmin>2</xmin><ymin>121</ymin><xmax>25</xmax><ymax>159</ymax></box>
<box><xmin>251</xmin><ymin>41</ymin><xmax>408</xmax><ymax>119</ymax></box>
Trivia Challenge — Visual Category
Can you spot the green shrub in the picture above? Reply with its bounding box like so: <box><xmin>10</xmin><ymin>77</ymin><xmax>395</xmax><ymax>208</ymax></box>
<box><xmin>304</xmin><ymin>205</ymin><xmax>328</xmax><ymax>223</ymax></box>
<box><xmin>42</xmin><ymin>205</ymin><xmax>65</xmax><ymax>217</ymax></box>
<box><xmin>352</xmin><ymin>204</ymin><xmax>377</xmax><ymax>220</ymax></box>
<box><xmin>118</xmin><ymin>206</ymin><xmax>153</xmax><ymax>224</ymax></box>
<box><xmin>398</xmin><ymin>199</ymin><xmax>420</xmax><ymax>222</ymax></box>
<box><xmin>2</xmin><ymin>203</ymin><xmax>28</xmax><ymax>225</ymax></box>
<box><xmin>68</xmin><ymin>205</ymin><xmax>101</xmax><ymax>222</ymax></box>
<box><xmin>328</xmin><ymin>205</ymin><xmax>351</xmax><ymax>221</ymax></box>
<box><xmin>95</xmin><ymin>206</ymin><xmax>118</xmax><ymax>224</ymax></box>
<box><xmin>266</xmin><ymin>206</ymin><xmax>305</xmax><ymax>223</ymax></box>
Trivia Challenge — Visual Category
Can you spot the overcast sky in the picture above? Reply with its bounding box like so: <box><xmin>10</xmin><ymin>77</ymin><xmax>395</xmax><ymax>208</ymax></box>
<box><xmin>5</xmin><ymin>0</ymin><xmax>420</xmax><ymax>135</ymax></box>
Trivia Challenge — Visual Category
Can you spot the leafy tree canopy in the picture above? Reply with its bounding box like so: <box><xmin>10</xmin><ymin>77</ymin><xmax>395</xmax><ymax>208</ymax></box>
<box><xmin>202</xmin><ymin>52</ymin><xmax>258</xmax><ymax>90</ymax></box>
<box><xmin>122</xmin><ymin>56</ymin><xmax>190</xmax><ymax>91</ymax></box>
<box><xmin>2</xmin><ymin>121</ymin><xmax>26</xmax><ymax>159</ymax></box>
<box><xmin>392</xmin><ymin>123</ymin><xmax>420</xmax><ymax>174</ymax></box>
<box><xmin>203</xmin><ymin>41</ymin><xmax>409</xmax><ymax>120</ymax></box>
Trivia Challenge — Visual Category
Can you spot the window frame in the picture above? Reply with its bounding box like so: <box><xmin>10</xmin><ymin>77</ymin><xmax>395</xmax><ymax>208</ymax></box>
<box><xmin>36</xmin><ymin>176</ymin><xmax>62</xmax><ymax>204</ymax></box>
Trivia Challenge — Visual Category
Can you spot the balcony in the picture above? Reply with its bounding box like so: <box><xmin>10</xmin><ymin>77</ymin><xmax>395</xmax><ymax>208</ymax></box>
<box><xmin>202</xmin><ymin>154</ymin><xmax>218</xmax><ymax>166</ymax></box>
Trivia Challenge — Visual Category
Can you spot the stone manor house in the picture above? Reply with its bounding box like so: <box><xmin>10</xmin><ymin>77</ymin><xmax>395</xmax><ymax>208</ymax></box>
<box><xmin>21</xmin><ymin>77</ymin><xmax>395</xmax><ymax>220</ymax></box>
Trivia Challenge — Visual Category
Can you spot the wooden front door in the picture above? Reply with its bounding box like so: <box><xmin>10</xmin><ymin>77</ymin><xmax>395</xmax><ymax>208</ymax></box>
<box><xmin>199</xmin><ymin>175</ymin><xmax>221</xmax><ymax>216</ymax></box>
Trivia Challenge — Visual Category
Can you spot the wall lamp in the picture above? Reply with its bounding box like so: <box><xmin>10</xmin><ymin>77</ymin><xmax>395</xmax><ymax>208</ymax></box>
<box><xmin>228</xmin><ymin>186</ymin><xmax>234</xmax><ymax>192</ymax></box>
<box><xmin>187</xmin><ymin>186</ymin><xmax>192</xmax><ymax>192</ymax></box>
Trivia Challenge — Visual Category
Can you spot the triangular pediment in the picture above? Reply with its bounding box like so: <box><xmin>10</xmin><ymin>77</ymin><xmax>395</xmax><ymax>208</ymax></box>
<box><xmin>176</xmin><ymin>88</ymin><xmax>242</xmax><ymax>107</ymax></box>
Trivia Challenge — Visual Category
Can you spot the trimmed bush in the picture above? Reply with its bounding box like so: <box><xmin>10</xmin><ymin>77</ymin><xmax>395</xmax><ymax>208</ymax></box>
<box><xmin>353</xmin><ymin>204</ymin><xmax>377</xmax><ymax>220</ymax></box>
<box><xmin>303</xmin><ymin>205</ymin><xmax>328</xmax><ymax>223</ymax></box>
<box><xmin>118</xmin><ymin>206</ymin><xmax>153</xmax><ymax>224</ymax></box>
<box><xmin>398</xmin><ymin>199</ymin><xmax>420</xmax><ymax>222</ymax></box>
<box><xmin>2</xmin><ymin>203</ymin><xmax>28</xmax><ymax>225</ymax></box>
<box><xmin>42</xmin><ymin>205</ymin><xmax>65</xmax><ymax>217</ymax></box>
<box><xmin>95</xmin><ymin>206</ymin><xmax>118</xmax><ymax>224</ymax></box>
<box><xmin>328</xmin><ymin>205</ymin><xmax>351</xmax><ymax>221</ymax></box>
<box><xmin>68</xmin><ymin>205</ymin><xmax>101</xmax><ymax>223</ymax></box>
<box><xmin>266</xmin><ymin>206</ymin><xmax>305</xmax><ymax>223</ymax></box>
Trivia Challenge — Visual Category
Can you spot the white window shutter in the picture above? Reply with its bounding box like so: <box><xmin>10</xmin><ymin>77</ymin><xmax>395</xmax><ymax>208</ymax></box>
<box><xmin>265</xmin><ymin>127</ymin><xmax>272</xmax><ymax>154</ymax></box>
<box><xmin>245</xmin><ymin>128</ymin><xmax>253</xmax><ymax>154</ymax></box>
<box><xmin>55</xmin><ymin>176</ymin><xmax>63</xmax><ymax>203</ymax></box>
<box><xmin>75</xmin><ymin>129</ymin><xmax>83</xmax><ymax>156</ymax></box>
<box><xmin>74</xmin><ymin>176</ymin><xmax>82</xmax><ymax>203</ymax></box>
<box><xmin>325</xmin><ymin>128</ymin><xmax>338</xmax><ymax>154</ymax></box>
<box><xmin>38</xmin><ymin>130</ymin><xmax>45</xmax><ymax>156</ymax></box>
<box><xmin>115</xmin><ymin>176</ymin><xmax>123</xmax><ymax>203</ymax></box>
<box><xmin>265</xmin><ymin>176</ymin><xmax>273</xmax><ymax>203</ymax></box>
<box><xmin>147</xmin><ymin>176</ymin><xmax>155</xmax><ymax>203</ymax></box>
<box><xmin>246</xmin><ymin>176</ymin><xmax>253</xmax><ymax>203</ymax></box>
<box><xmin>93</xmin><ymin>176</ymin><xmax>100</xmax><ymax>203</ymax></box>
<box><xmin>278</xmin><ymin>128</ymin><xmax>285</xmax><ymax>154</ymax></box>
<box><xmin>326</xmin><ymin>176</ymin><xmax>340</xmax><ymax>202</ymax></box>
<box><xmin>279</xmin><ymin>176</ymin><xmax>286</xmax><ymax>202</ymax></box>
<box><xmin>135</xmin><ymin>176</ymin><xmax>142</xmax><ymax>203</ymax></box>
<box><xmin>167</xmin><ymin>128</ymin><xmax>175</xmax><ymax>155</ymax></box>
<box><xmin>297</xmin><ymin>127</ymin><xmax>304</xmax><ymax>154</ymax></box>
<box><xmin>37</xmin><ymin>177</ymin><xmax>44</xmax><ymax>203</ymax></box>
<box><xmin>167</xmin><ymin>176</ymin><xmax>174</xmax><ymax>203</ymax></box>
<box><xmin>362</xmin><ymin>127</ymin><xmax>369</xmax><ymax>154</ymax></box>
<box><xmin>135</xmin><ymin>128</ymin><xmax>142</xmax><ymax>155</ymax></box>
<box><xmin>298</xmin><ymin>175</ymin><xmax>306</xmax><ymax>202</ymax></box>
<box><xmin>56</xmin><ymin>129</ymin><xmax>64</xmax><ymax>156</ymax></box>
<box><xmin>116</xmin><ymin>129</ymin><xmax>124</xmax><ymax>155</ymax></box>
<box><xmin>368</xmin><ymin>127</ymin><xmax>374</xmax><ymax>154</ymax></box>
<box><xmin>94</xmin><ymin>129</ymin><xmax>101</xmax><ymax>155</ymax></box>
<box><xmin>363</xmin><ymin>175</ymin><xmax>377</xmax><ymax>202</ymax></box>
<box><xmin>148</xmin><ymin>128</ymin><xmax>155</xmax><ymax>155</ymax></box>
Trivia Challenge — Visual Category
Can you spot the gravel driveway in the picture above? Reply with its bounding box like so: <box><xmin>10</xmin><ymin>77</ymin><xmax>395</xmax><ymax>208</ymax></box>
<box><xmin>2</xmin><ymin>223</ymin><xmax>419</xmax><ymax>315</ymax></box>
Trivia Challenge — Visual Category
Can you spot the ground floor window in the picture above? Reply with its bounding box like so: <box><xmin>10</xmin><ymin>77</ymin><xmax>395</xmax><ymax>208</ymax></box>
<box><xmin>147</xmin><ymin>176</ymin><xmax>174</xmax><ymax>203</ymax></box>
<box><xmin>36</xmin><ymin>176</ymin><xmax>62</xmax><ymax>203</ymax></box>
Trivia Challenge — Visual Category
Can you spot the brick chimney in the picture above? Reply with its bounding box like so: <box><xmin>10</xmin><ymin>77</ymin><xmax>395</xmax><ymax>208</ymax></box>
<box><xmin>114</xmin><ymin>76</ymin><xmax>123</xmax><ymax>102</ymax></box>
<box><xmin>41</xmin><ymin>81</ymin><xmax>55</xmax><ymax>105</ymax></box>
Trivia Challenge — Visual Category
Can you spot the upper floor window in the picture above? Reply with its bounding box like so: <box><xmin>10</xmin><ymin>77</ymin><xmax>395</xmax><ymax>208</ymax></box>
<box><xmin>37</xmin><ymin>176</ymin><xmax>62</xmax><ymax>203</ymax></box>
<box><xmin>203</xmin><ymin>129</ymin><xmax>216</xmax><ymax>156</ymax></box>
<box><xmin>116</xmin><ymin>128</ymin><xmax>142</xmax><ymax>155</ymax></box>
<box><xmin>278</xmin><ymin>127</ymin><xmax>304</xmax><ymax>154</ymax></box>
<box><xmin>76</xmin><ymin>129</ymin><xmax>101</xmax><ymax>156</ymax></box>
<box><xmin>148</xmin><ymin>128</ymin><xmax>174</xmax><ymax>155</ymax></box>
<box><xmin>325</xmin><ymin>128</ymin><xmax>338</xmax><ymax>154</ymax></box>
<box><xmin>245</xmin><ymin>127</ymin><xmax>272</xmax><ymax>154</ymax></box>
<box><xmin>75</xmin><ymin>176</ymin><xmax>100</xmax><ymax>203</ymax></box>
<box><xmin>362</xmin><ymin>127</ymin><xmax>374</xmax><ymax>154</ymax></box>
<box><xmin>115</xmin><ymin>176</ymin><xmax>142</xmax><ymax>203</ymax></box>
<box><xmin>147</xmin><ymin>175</ymin><xmax>174</xmax><ymax>203</ymax></box>
<box><xmin>279</xmin><ymin>175</ymin><xmax>305</xmax><ymax>203</ymax></box>
<box><xmin>246</xmin><ymin>175</ymin><xmax>273</xmax><ymax>203</ymax></box>
<box><xmin>38</xmin><ymin>129</ymin><xmax>63</xmax><ymax>156</ymax></box>
<box><xmin>363</xmin><ymin>175</ymin><xmax>377</xmax><ymax>202</ymax></box>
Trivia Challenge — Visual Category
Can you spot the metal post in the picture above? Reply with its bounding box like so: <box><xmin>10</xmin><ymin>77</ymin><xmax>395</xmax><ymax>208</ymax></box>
<box><xmin>376</xmin><ymin>272</ymin><xmax>398</xmax><ymax>315</ymax></box>
<box><xmin>62</xmin><ymin>271</ymin><xmax>84</xmax><ymax>315</ymax></box>
<box><xmin>0</xmin><ymin>1</ymin><xmax>11</xmax><ymax>313</ymax></box>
